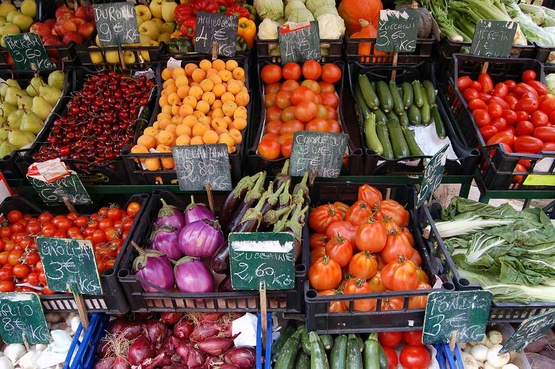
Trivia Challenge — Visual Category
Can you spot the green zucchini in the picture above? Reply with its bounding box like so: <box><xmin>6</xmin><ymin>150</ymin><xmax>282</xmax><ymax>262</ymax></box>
<box><xmin>358</xmin><ymin>75</ymin><xmax>379</xmax><ymax>110</ymax></box>
<box><xmin>408</xmin><ymin>104</ymin><xmax>421</xmax><ymax>126</ymax></box>
<box><xmin>376</xmin><ymin>80</ymin><xmax>393</xmax><ymax>113</ymax></box>
<box><xmin>365</xmin><ymin>113</ymin><xmax>384</xmax><ymax>155</ymax></box>
<box><xmin>389</xmin><ymin>81</ymin><xmax>404</xmax><ymax>115</ymax></box>
<box><xmin>399</xmin><ymin>111</ymin><xmax>409</xmax><ymax>127</ymax></box>
<box><xmin>412</xmin><ymin>80</ymin><xmax>424</xmax><ymax>108</ymax></box>
<box><xmin>432</xmin><ymin>104</ymin><xmax>446</xmax><ymax>139</ymax></box>
<box><xmin>376</xmin><ymin>121</ymin><xmax>394</xmax><ymax>160</ymax></box>
<box><xmin>300</xmin><ymin>325</ymin><xmax>311</xmax><ymax>355</ymax></box>
<box><xmin>374</xmin><ymin>108</ymin><xmax>388</xmax><ymax>125</ymax></box>
<box><xmin>354</xmin><ymin>83</ymin><xmax>371</xmax><ymax>118</ymax></box>
<box><xmin>330</xmin><ymin>335</ymin><xmax>348</xmax><ymax>369</ymax></box>
<box><xmin>378</xmin><ymin>344</ymin><xmax>389</xmax><ymax>369</ymax></box>
<box><xmin>272</xmin><ymin>324</ymin><xmax>296</xmax><ymax>362</ymax></box>
<box><xmin>402</xmin><ymin>125</ymin><xmax>425</xmax><ymax>157</ymax></box>
<box><xmin>309</xmin><ymin>331</ymin><xmax>330</xmax><ymax>369</ymax></box>
<box><xmin>346</xmin><ymin>335</ymin><xmax>363</xmax><ymax>369</ymax></box>
<box><xmin>421</xmin><ymin>100</ymin><xmax>432</xmax><ymax>126</ymax></box>
<box><xmin>320</xmin><ymin>334</ymin><xmax>334</xmax><ymax>351</ymax></box>
<box><xmin>402</xmin><ymin>81</ymin><xmax>413</xmax><ymax>110</ymax></box>
<box><xmin>387</xmin><ymin>119</ymin><xmax>410</xmax><ymax>158</ymax></box>
<box><xmin>386</xmin><ymin>111</ymin><xmax>400</xmax><ymax>126</ymax></box>
<box><xmin>363</xmin><ymin>333</ymin><xmax>381</xmax><ymax>369</ymax></box>
<box><xmin>355</xmin><ymin>335</ymin><xmax>364</xmax><ymax>353</ymax></box>
<box><xmin>296</xmin><ymin>351</ymin><xmax>311</xmax><ymax>369</ymax></box>
<box><xmin>422</xmin><ymin>79</ymin><xmax>437</xmax><ymax>104</ymax></box>
<box><xmin>275</xmin><ymin>329</ymin><xmax>302</xmax><ymax>369</ymax></box>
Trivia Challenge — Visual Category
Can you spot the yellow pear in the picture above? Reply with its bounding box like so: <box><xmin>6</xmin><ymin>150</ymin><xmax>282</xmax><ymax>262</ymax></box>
<box><xmin>88</xmin><ymin>46</ymin><xmax>103</xmax><ymax>64</ymax></box>
<box><xmin>157</xmin><ymin>32</ymin><xmax>171</xmax><ymax>44</ymax></box>
<box><xmin>161</xmin><ymin>2</ymin><xmax>177</xmax><ymax>22</ymax></box>
<box><xmin>105</xmin><ymin>50</ymin><xmax>120</xmax><ymax>65</ymax></box>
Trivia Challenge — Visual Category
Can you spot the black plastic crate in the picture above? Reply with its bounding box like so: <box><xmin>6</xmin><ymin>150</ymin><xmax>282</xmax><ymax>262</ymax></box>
<box><xmin>304</xmin><ymin>181</ymin><xmax>454</xmax><ymax>334</ymax></box>
<box><xmin>443</xmin><ymin>54</ymin><xmax>555</xmax><ymax>190</ymax></box>
<box><xmin>0</xmin><ymin>192</ymin><xmax>150</xmax><ymax>313</ymax></box>
<box><xmin>246</xmin><ymin>60</ymin><xmax>364</xmax><ymax>177</ymax></box>
<box><xmin>256</xmin><ymin>37</ymin><xmax>343</xmax><ymax>63</ymax></box>
<box><xmin>346</xmin><ymin>61</ymin><xmax>480</xmax><ymax>176</ymax></box>
<box><xmin>345</xmin><ymin>35</ymin><xmax>435</xmax><ymax>64</ymax></box>
<box><xmin>118</xmin><ymin>189</ymin><xmax>308</xmax><ymax>313</ymax></box>
<box><xmin>16</xmin><ymin>66</ymin><xmax>157</xmax><ymax>185</ymax></box>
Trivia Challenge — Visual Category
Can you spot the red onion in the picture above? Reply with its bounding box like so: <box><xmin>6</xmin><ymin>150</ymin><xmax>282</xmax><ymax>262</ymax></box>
<box><xmin>160</xmin><ymin>312</ymin><xmax>184</xmax><ymax>325</ymax></box>
<box><xmin>113</xmin><ymin>357</ymin><xmax>131</xmax><ymax>369</ymax></box>
<box><xmin>204</xmin><ymin>356</ymin><xmax>224</xmax><ymax>366</ymax></box>
<box><xmin>218</xmin><ymin>275</ymin><xmax>234</xmax><ymax>292</ymax></box>
<box><xmin>143</xmin><ymin>352</ymin><xmax>167</xmax><ymax>369</ymax></box>
<box><xmin>160</xmin><ymin>334</ymin><xmax>180</xmax><ymax>354</ymax></box>
<box><xmin>184</xmin><ymin>196</ymin><xmax>216</xmax><ymax>224</ymax></box>
<box><xmin>221</xmin><ymin>364</ymin><xmax>241</xmax><ymax>369</ymax></box>
<box><xmin>96</xmin><ymin>338</ymin><xmax>113</xmax><ymax>358</ymax></box>
<box><xmin>173</xmin><ymin>318</ymin><xmax>194</xmax><ymax>339</ymax></box>
<box><xmin>108</xmin><ymin>318</ymin><xmax>144</xmax><ymax>340</ymax></box>
<box><xmin>150</xmin><ymin>226</ymin><xmax>183</xmax><ymax>261</ymax></box>
<box><xmin>94</xmin><ymin>357</ymin><xmax>115</xmax><ymax>369</ymax></box>
<box><xmin>176</xmin><ymin>341</ymin><xmax>205</xmax><ymax>368</ymax></box>
<box><xmin>174</xmin><ymin>256</ymin><xmax>215</xmax><ymax>293</ymax></box>
<box><xmin>145</xmin><ymin>320</ymin><xmax>168</xmax><ymax>345</ymax></box>
<box><xmin>178</xmin><ymin>219</ymin><xmax>224</xmax><ymax>258</ymax></box>
<box><xmin>189</xmin><ymin>322</ymin><xmax>222</xmax><ymax>342</ymax></box>
<box><xmin>128</xmin><ymin>336</ymin><xmax>154</xmax><ymax>366</ymax></box>
<box><xmin>224</xmin><ymin>347</ymin><xmax>256</xmax><ymax>368</ymax></box>
<box><xmin>132</xmin><ymin>246</ymin><xmax>175</xmax><ymax>292</ymax></box>
<box><xmin>196</xmin><ymin>312</ymin><xmax>224</xmax><ymax>323</ymax></box>
<box><xmin>197</xmin><ymin>336</ymin><xmax>235</xmax><ymax>356</ymax></box>
<box><xmin>155</xmin><ymin>198</ymin><xmax>185</xmax><ymax>230</ymax></box>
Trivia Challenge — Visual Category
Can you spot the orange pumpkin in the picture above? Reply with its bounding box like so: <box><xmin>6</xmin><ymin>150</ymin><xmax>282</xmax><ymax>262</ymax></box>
<box><xmin>351</xmin><ymin>19</ymin><xmax>377</xmax><ymax>56</ymax></box>
<box><xmin>338</xmin><ymin>0</ymin><xmax>383</xmax><ymax>36</ymax></box>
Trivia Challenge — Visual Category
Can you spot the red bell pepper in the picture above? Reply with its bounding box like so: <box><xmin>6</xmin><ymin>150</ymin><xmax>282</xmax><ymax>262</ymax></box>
<box><xmin>174</xmin><ymin>4</ymin><xmax>195</xmax><ymax>24</ymax></box>
<box><xmin>193</xmin><ymin>0</ymin><xmax>219</xmax><ymax>14</ymax></box>
<box><xmin>180</xmin><ymin>18</ymin><xmax>196</xmax><ymax>40</ymax></box>
<box><xmin>225</xmin><ymin>4</ymin><xmax>250</xmax><ymax>18</ymax></box>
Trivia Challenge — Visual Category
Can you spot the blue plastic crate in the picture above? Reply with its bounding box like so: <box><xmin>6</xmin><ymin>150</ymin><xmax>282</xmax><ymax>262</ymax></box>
<box><xmin>434</xmin><ymin>343</ymin><xmax>465</xmax><ymax>369</ymax></box>
<box><xmin>63</xmin><ymin>313</ymin><xmax>109</xmax><ymax>369</ymax></box>
<box><xmin>256</xmin><ymin>313</ymin><xmax>272</xmax><ymax>369</ymax></box>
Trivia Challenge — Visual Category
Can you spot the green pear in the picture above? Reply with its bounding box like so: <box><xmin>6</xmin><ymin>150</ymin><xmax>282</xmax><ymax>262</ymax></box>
<box><xmin>4</xmin><ymin>86</ymin><xmax>23</xmax><ymax>106</ymax></box>
<box><xmin>0</xmin><ymin>140</ymin><xmax>16</xmax><ymax>158</ymax></box>
<box><xmin>7</xmin><ymin>110</ymin><xmax>24</xmax><ymax>130</ymax></box>
<box><xmin>0</xmin><ymin>102</ymin><xmax>16</xmax><ymax>118</ymax></box>
<box><xmin>6</xmin><ymin>10</ymin><xmax>17</xmax><ymax>23</ymax></box>
<box><xmin>26</xmin><ymin>75</ymin><xmax>45</xmax><ymax>97</ymax></box>
<box><xmin>39</xmin><ymin>85</ymin><xmax>61</xmax><ymax>106</ymax></box>
<box><xmin>17</xmin><ymin>93</ymin><xmax>33</xmax><ymax>110</ymax></box>
<box><xmin>0</xmin><ymin>79</ymin><xmax>20</xmax><ymax>97</ymax></box>
<box><xmin>8</xmin><ymin>129</ymin><xmax>34</xmax><ymax>149</ymax></box>
<box><xmin>12</xmin><ymin>13</ymin><xmax>33</xmax><ymax>32</ymax></box>
<box><xmin>0</xmin><ymin>127</ymin><xmax>9</xmax><ymax>141</ymax></box>
<box><xmin>0</xmin><ymin>23</ymin><xmax>19</xmax><ymax>38</ymax></box>
<box><xmin>31</xmin><ymin>96</ymin><xmax>52</xmax><ymax>121</ymax></box>
<box><xmin>0</xmin><ymin>3</ymin><xmax>16</xmax><ymax>19</ymax></box>
<box><xmin>20</xmin><ymin>110</ymin><xmax>43</xmax><ymax>134</ymax></box>
<box><xmin>47</xmin><ymin>70</ymin><xmax>64</xmax><ymax>91</ymax></box>
<box><xmin>20</xmin><ymin>0</ymin><xmax>37</xmax><ymax>18</ymax></box>
<box><xmin>0</xmin><ymin>16</ymin><xmax>6</xmax><ymax>27</ymax></box>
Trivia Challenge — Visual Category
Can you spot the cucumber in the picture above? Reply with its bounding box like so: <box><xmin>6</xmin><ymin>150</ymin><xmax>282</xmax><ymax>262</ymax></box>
<box><xmin>402</xmin><ymin>82</ymin><xmax>413</xmax><ymax>110</ymax></box>
<box><xmin>387</xmin><ymin>119</ymin><xmax>410</xmax><ymax>159</ymax></box>
<box><xmin>364</xmin><ymin>113</ymin><xmax>384</xmax><ymax>155</ymax></box>
<box><xmin>320</xmin><ymin>334</ymin><xmax>334</xmax><ymax>351</ymax></box>
<box><xmin>272</xmin><ymin>324</ymin><xmax>297</xmax><ymax>362</ymax></box>
<box><xmin>421</xmin><ymin>100</ymin><xmax>432</xmax><ymax>126</ymax></box>
<box><xmin>412</xmin><ymin>80</ymin><xmax>424</xmax><ymax>108</ymax></box>
<box><xmin>358</xmin><ymin>75</ymin><xmax>379</xmax><ymax>110</ymax></box>
<box><xmin>408</xmin><ymin>104</ymin><xmax>421</xmax><ymax>126</ymax></box>
<box><xmin>376</xmin><ymin>121</ymin><xmax>394</xmax><ymax>160</ymax></box>
<box><xmin>296</xmin><ymin>351</ymin><xmax>310</xmax><ymax>369</ymax></box>
<box><xmin>354</xmin><ymin>83</ymin><xmax>371</xmax><ymax>118</ymax></box>
<box><xmin>346</xmin><ymin>335</ymin><xmax>363</xmax><ymax>369</ymax></box>
<box><xmin>402</xmin><ymin>125</ymin><xmax>424</xmax><ymax>157</ymax></box>
<box><xmin>422</xmin><ymin>79</ymin><xmax>437</xmax><ymax>104</ymax></box>
<box><xmin>309</xmin><ymin>331</ymin><xmax>330</xmax><ymax>369</ymax></box>
<box><xmin>275</xmin><ymin>329</ymin><xmax>302</xmax><ymax>369</ymax></box>
<box><xmin>386</xmin><ymin>111</ymin><xmax>400</xmax><ymax>126</ymax></box>
<box><xmin>355</xmin><ymin>335</ymin><xmax>364</xmax><ymax>353</ymax></box>
<box><xmin>432</xmin><ymin>104</ymin><xmax>446</xmax><ymax>139</ymax></box>
<box><xmin>399</xmin><ymin>111</ymin><xmax>409</xmax><ymax>127</ymax></box>
<box><xmin>362</xmin><ymin>334</ymin><xmax>381</xmax><ymax>369</ymax></box>
<box><xmin>378</xmin><ymin>344</ymin><xmax>389</xmax><ymax>369</ymax></box>
<box><xmin>300</xmin><ymin>326</ymin><xmax>311</xmax><ymax>355</ymax></box>
<box><xmin>374</xmin><ymin>108</ymin><xmax>388</xmax><ymax>125</ymax></box>
<box><xmin>376</xmin><ymin>80</ymin><xmax>393</xmax><ymax>113</ymax></box>
<box><xmin>389</xmin><ymin>81</ymin><xmax>404</xmax><ymax>115</ymax></box>
<box><xmin>330</xmin><ymin>335</ymin><xmax>348</xmax><ymax>369</ymax></box>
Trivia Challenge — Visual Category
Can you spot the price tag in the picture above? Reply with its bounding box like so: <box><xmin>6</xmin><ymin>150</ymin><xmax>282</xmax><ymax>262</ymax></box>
<box><xmin>0</xmin><ymin>293</ymin><xmax>49</xmax><ymax>344</ymax></box>
<box><xmin>376</xmin><ymin>9</ymin><xmax>419</xmax><ymax>53</ymax></box>
<box><xmin>470</xmin><ymin>20</ymin><xmax>517</xmax><ymax>58</ymax></box>
<box><xmin>289</xmin><ymin>131</ymin><xmax>348</xmax><ymax>178</ymax></box>
<box><xmin>229</xmin><ymin>232</ymin><xmax>295</xmax><ymax>290</ymax></box>
<box><xmin>37</xmin><ymin>237</ymin><xmax>102</xmax><ymax>295</ymax></box>
<box><xmin>4</xmin><ymin>33</ymin><xmax>53</xmax><ymax>70</ymax></box>
<box><xmin>195</xmin><ymin>11</ymin><xmax>238</xmax><ymax>57</ymax></box>
<box><xmin>423</xmin><ymin>290</ymin><xmax>492</xmax><ymax>344</ymax></box>
<box><xmin>93</xmin><ymin>2</ymin><xmax>139</xmax><ymax>46</ymax></box>
<box><xmin>523</xmin><ymin>174</ymin><xmax>555</xmax><ymax>186</ymax></box>
<box><xmin>500</xmin><ymin>309</ymin><xmax>555</xmax><ymax>353</ymax></box>
<box><xmin>416</xmin><ymin>144</ymin><xmax>449</xmax><ymax>208</ymax></box>
<box><xmin>28</xmin><ymin>173</ymin><xmax>92</xmax><ymax>206</ymax></box>
<box><xmin>172</xmin><ymin>144</ymin><xmax>232</xmax><ymax>191</ymax></box>
<box><xmin>278</xmin><ymin>21</ymin><xmax>321</xmax><ymax>64</ymax></box>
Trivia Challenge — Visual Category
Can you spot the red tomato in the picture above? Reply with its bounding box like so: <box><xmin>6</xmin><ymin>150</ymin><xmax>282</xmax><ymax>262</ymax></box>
<box><xmin>492</xmin><ymin>82</ymin><xmax>509</xmax><ymax>98</ymax></box>
<box><xmin>467</xmin><ymin>98</ymin><xmax>487</xmax><ymax>111</ymax></box>
<box><xmin>383</xmin><ymin>347</ymin><xmax>399</xmax><ymax>369</ymax></box>
<box><xmin>302</xmin><ymin>60</ymin><xmax>322</xmax><ymax>80</ymax></box>
<box><xmin>265</xmin><ymin>120</ymin><xmax>283</xmax><ymax>135</ymax></box>
<box><xmin>320</xmin><ymin>63</ymin><xmax>342</xmax><ymax>83</ymax></box>
<box><xmin>531</xmin><ymin>110</ymin><xmax>549</xmax><ymax>127</ymax></box>
<box><xmin>305</xmin><ymin>118</ymin><xmax>330</xmax><ymax>132</ymax></box>
<box><xmin>491</xmin><ymin>117</ymin><xmax>507</xmax><ymax>131</ymax></box>
<box><xmin>301</xmin><ymin>79</ymin><xmax>321</xmax><ymax>94</ymax></box>
<box><xmin>522</xmin><ymin>69</ymin><xmax>537</xmax><ymax>82</ymax></box>
<box><xmin>513</xmin><ymin>135</ymin><xmax>544</xmax><ymax>154</ymax></box>
<box><xmin>26</xmin><ymin>272</ymin><xmax>39</xmax><ymax>286</ymax></box>
<box><xmin>513</xmin><ymin>163</ymin><xmax>527</xmax><ymax>184</ymax></box>
<box><xmin>319</xmin><ymin>82</ymin><xmax>335</xmax><ymax>93</ymax></box>
<box><xmin>290</xmin><ymin>86</ymin><xmax>316</xmax><ymax>105</ymax></box>
<box><xmin>516</xmin><ymin>110</ymin><xmax>530</xmax><ymax>122</ymax></box>
<box><xmin>487</xmin><ymin>102</ymin><xmax>503</xmax><ymax>119</ymax></box>
<box><xmin>502</xmin><ymin>109</ymin><xmax>518</xmax><ymax>125</ymax></box>
<box><xmin>487</xmin><ymin>131</ymin><xmax>515</xmax><ymax>147</ymax></box>
<box><xmin>281</xmin><ymin>62</ymin><xmax>301</xmax><ymax>80</ymax></box>
<box><xmin>505</xmin><ymin>79</ymin><xmax>517</xmax><ymax>91</ymax></box>
<box><xmin>479</xmin><ymin>125</ymin><xmax>498</xmax><ymax>141</ymax></box>
<box><xmin>462</xmin><ymin>88</ymin><xmax>479</xmax><ymax>102</ymax></box>
<box><xmin>472</xmin><ymin>81</ymin><xmax>483</xmax><ymax>92</ymax></box>
<box><xmin>478</xmin><ymin>92</ymin><xmax>492</xmax><ymax>103</ymax></box>
<box><xmin>514</xmin><ymin>83</ymin><xmax>539</xmax><ymax>98</ymax></box>
<box><xmin>526</xmin><ymin>80</ymin><xmax>548</xmax><ymax>96</ymax></box>
<box><xmin>400</xmin><ymin>345</ymin><xmax>431</xmax><ymax>369</ymax></box>
<box><xmin>327</xmin><ymin>119</ymin><xmax>341</xmax><ymax>133</ymax></box>
<box><xmin>281</xmin><ymin>106</ymin><xmax>296</xmax><ymax>122</ymax></box>
<box><xmin>260</xmin><ymin>64</ymin><xmax>282</xmax><ymax>84</ymax></box>
<box><xmin>8</xmin><ymin>250</ymin><xmax>23</xmax><ymax>266</ymax></box>
<box><xmin>534</xmin><ymin>126</ymin><xmax>555</xmax><ymax>142</ymax></box>
<box><xmin>280</xmin><ymin>79</ymin><xmax>299</xmax><ymax>92</ymax></box>
<box><xmin>0</xmin><ymin>280</ymin><xmax>14</xmax><ymax>292</ymax></box>
<box><xmin>515</xmin><ymin>97</ymin><xmax>539</xmax><ymax>113</ymax></box>
<box><xmin>478</xmin><ymin>73</ymin><xmax>493</xmax><ymax>93</ymax></box>
<box><xmin>37</xmin><ymin>212</ymin><xmax>53</xmax><ymax>223</ymax></box>
<box><xmin>355</xmin><ymin>221</ymin><xmax>387</xmax><ymax>253</ymax></box>
<box><xmin>12</xmin><ymin>263</ymin><xmax>30</xmax><ymax>279</ymax></box>
<box><xmin>516</xmin><ymin>120</ymin><xmax>535</xmax><ymax>136</ymax></box>
<box><xmin>378</xmin><ymin>332</ymin><xmax>403</xmax><ymax>347</ymax></box>
<box><xmin>457</xmin><ymin>76</ymin><xmax>472</xmax><ymax>92</ymax></box>
<box><xmin>540</xmin><ymin>94</ymin><xmax>555</xmax><ymax>115</ymax></box>
<box><xmin>403</xmin><ymin>331</ymin><xmax>424</xmax><ymax>346</ymax></box>
<box><xmin>24</xmin><ymin>251</ymin><xmax>40</xmax><ymax>266</ymax></box>
<box><xmin>7</xmin><ymin>210</ymin><xmax>22</xmax><ymax>224</ymax></box>
<box><xmin>265</xmin><ymin>83</ymin><xmax>281</xmax><ymax>94</ymax></box>
<box><xmin>274</xmin><ymin>90</ymin><xmax>292</xmax><ymax>109</ymax></box>
<box><xmin>258</xmin><ymin>138</ymin><xmax>281</xmax><ymax>160</ymax></box>
<box><xmin>280</xmin><ymin>138</ymin><xmax>293</xmax><ymax>158</ymax></box>
<box><xmin>543</xmin><ymin>142</ymin><xmax>555</xmax><ymax>151</ymax></box>
<box><xmin>294</xmin><ymin>100</ymin><xmax>318</xmax><ymax>123</ymax></box>
<box><xmin>505</xmin><ymin>94</ymin><xmax>519</xmax><ymax>109</ymax></box>
<box><xmin>280</xmin><ymin>120</ymin><xmax>304</xmax><ymax>135</ymax></box>
<box><xmin>472</xmin><ymin>109</ymin><xmax>491</xmax><ymax>127</ymax></box>
<box><xmin>0</xmin><ymin>267</ymin><xmax>12</xmax><ymax>281</ymax></box>
<box><xmin>266</xmin><ymin>106</ymin><xmax>283</xmax><ymax>122</ymax></box>
<box><xmin>489</xmin><ymin>96</ymin><xmax>510</xmax><ymax>109</ymax></box>
<box><xmin>320</xmin><ymin>91</ymin><xmax>339</xmax><ymax>109</ymax></box>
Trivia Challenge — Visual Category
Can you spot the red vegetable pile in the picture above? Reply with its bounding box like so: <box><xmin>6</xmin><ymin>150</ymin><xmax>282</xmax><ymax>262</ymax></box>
<box><xmin>95</xmin><ymin>312</ymin><xmax>255</xmax><ymax>369</ymax></box>
<box><xmin>378</xmin><ymin>330</ymin><xmax>431</xmax><ymax>369</ymax></box>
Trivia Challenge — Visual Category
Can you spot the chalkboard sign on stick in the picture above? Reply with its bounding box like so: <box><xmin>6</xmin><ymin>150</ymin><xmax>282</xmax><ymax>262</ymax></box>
<box><xmin>229</xmin><ymin>232</ymin><xmax>295</xmax><ymax>291</ymax></box>
<box><xmin>423</xmin><ymin>290</ymin><xmax>492</xmax><ymax>344</ymax></box>
<box><xmin>416</xmin><ymin>144</ymin><xmax>449</xmax><ymax>208</ymax></box>
<box><xmin>376</xmin><ymin>9</ymin><xmax>419</xmax><ymax>53</ymax></box>
<box><xmin>173</xmin><ymin>144</ymin><xmax>232</xmax><ymax>191</ymax></box>
<box><xmin>278</xmin><ymin>21</ymin><xmax>321</xmax><ymax>64</ymax></box>
<box><xmin>28</xmin><ymin>173</ymin><xmax>92</xmax><ymax>206</ymax></box>
<box><xmin>500</xmin><ymin>309</ymin><xmax>555</xmax><ymax>353</ymax></box>
<box><xmin>0</xmin><ymin>293</ymin><xmax>49</xmax><ymax>344</ymax></box>
<box><xmin>289</xmin><ymin>131</ymin><xmax>348</xmax><ymax>178</ymax></box>
<box><xmin>37</xmin><ymin>237</ymin><xmax>102</xmax><ymax>295</ymax></box>
<box><xmin>470</xmin><ymin>20</ymin><xmax>517</xmax><ymax>58</ymax></box>
<box><xmin>93</xmin><ymin>2</ymin><xmax>139</xmax><ymax>46</ymax></box>
<box><xmin>4</xmin><ymin>33</ymin><xmax>53</xmax><ymax>70</ymax></box>
<box><xmin>195</xmin><ymin>11</ymin><xmax>238</xmax><ymax>57</ymax></box>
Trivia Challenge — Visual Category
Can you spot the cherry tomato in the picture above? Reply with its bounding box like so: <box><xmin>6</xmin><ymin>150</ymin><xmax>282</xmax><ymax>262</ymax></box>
<box><xmin>37</xmin><ymin>212</ymin><xmax>54</xmax><ymax>224</ymax></box>
<box><xmin>472</xmin><ymin>109</ymin><xmax>491</xmax><ymax>127</ymax></box>
<box><xmin>126</xmin><ymin>202</ymin><xmax>141</xmax><ymax>217</ymax></box>
<box><xmin>471</xmin><ymin>81</ymin><xmax>483</xmax><ymax>92</ymax></box>
<box><xmin>26</xmin><ymin>272</ymin><xmax>39</xmax><ymax>286</ymax></box>
<box><xmin>457</xmin><ymin>76</ymin><xmax>472</xmax><ymax>92</ymax></box>
<box><xmin>522</xmin><ymin>69</ymin><xmax>537</xmax><ymax>82</ymax></box>
<box><xmin>478</xmin><ymin>73</ymin><xmax>493</xmax><ymax>93</ymax></box>
<box><xmin>24</xmin><ymin>251</ymin><xmax>40</xmax><ymax>266</ymax></box>
<box><xmin>0</xmin><ymin>251</ymin><xmax>9</xmax><ymax>265</ymax></box>
<box><xmin>7</xmin><ymin>210</ymin><xmax>22</xmax><ymax>224</ymax></box>
<box><xmin>0</xmin><ymin>267</ymin><xmax>13</xmax><ymax>281</ymax></box>
<box><xmin>531</xmin><ymin>110</ymin><xmax>549</xmax><ymax>127</ymax></box>
<box><xmin>516</xmin><ymin>120</ymin><xmax>535</xmax><ymax>136</ymax></box>
<box><xmin>0</xmin><ymin>226</ymin><xmax>12</xmax><ymax>239</ymax></box>
<box><xmin>12</xmin><ymin>263</ymin><xmax>30</xmax><ymax>279</ymax></box>
<box><xmin>0</xmin><ymin>280</ymin><xmax>15</xmax><ymax>292</ymax></box>
<box><xmin>11</xmin><ymin>222</ymin><xmax>25</xmax><ymax>233</ymax></box>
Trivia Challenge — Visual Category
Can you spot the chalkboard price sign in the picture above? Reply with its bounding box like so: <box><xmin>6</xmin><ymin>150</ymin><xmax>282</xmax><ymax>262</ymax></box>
<box><xmin>416</xmin><ymin>144</ymin><xmax>449</xmax><ymax>208</ymax></box>
<box><xmin>173</xmin><ymin>144</ymin><xmax>232</xmax><ymax>191</ymax></box>
<box><xmin>0</xmin><ymin>293</ymin><xmax>49</xmax><ymax>344</ymax></box>
<box><xmin>229</xmin><ymin>232</ymin><xmax>295</xmax><ymax>290</ymax></box>
<box><xmin>470</xmin><ymin>20</ymin><xmax>517</xmax><ymax>58</ymax></box>
<box><xmin>376</xmin><ymin>9</ymin><xmax>419</xmax><ymax>53</ymax></box>
<box><xmin>195</xmin><ymin>11</ymin><xmax>238</xmax><ymax>57</ymax></box>
<box><xmin>501</xmin><ymin>309</ymin><xmax>555</xmax><ymax>353</ymax></box>
<box><xmin>289</xmin><ymin>131</ymin><xmax>348</xmax><ymax>178</ymax></box>
<box><xmin>423</xmin><ymin>290</ymin><xmax>492</xmax><ymax>344</ymax></box>
<box><xmin>4</xmin><ymin>33</ymin><xmax>53</xmax><ymax>70</ymax></box>
<box><xmin>278</xmin><ymin>21</ymin><xmax>321</xmax><ymax>64</ymax></box>
<box><xmin>37</xmin><ymin>237</ymin><xmax>102</xmax><ymax>295</ymax></box>
<box><xmin>28</xmin><ymin>173</ymin><xmax>92</xmax><ymax>205</ymax></box>
<box><xmin>93</xmin><ymin>2</ymin><xmax>139</xmax><ymax>46</ymax></box>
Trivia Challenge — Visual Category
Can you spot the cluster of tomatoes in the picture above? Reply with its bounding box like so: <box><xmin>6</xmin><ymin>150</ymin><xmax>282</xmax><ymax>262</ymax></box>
<box><xmin>378</xmin><ymin>330</ymin><xmax>432</xmax><ymax>369</ymax></box>
<box><xmin>0</xmin><ymin>202</ymin><xmax>141</xmax><ymax>293</ymax></box>
<box><xmin>307</xmin><ymin>184</ymin><xmax>431</xmax><ymax>312</ymax></box>
<box><xmin>458</xmin><ymin>69</ymin><xmax>555</xmax><ymax>157</ymax></box>
<box><xmin>257</xmin><ymin>60</ymin><xmax>343</xmax><ymax>160</ymax></box>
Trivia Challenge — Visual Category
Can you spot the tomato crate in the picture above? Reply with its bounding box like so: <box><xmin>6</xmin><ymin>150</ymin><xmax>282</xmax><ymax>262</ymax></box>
<box><xmin>246</xmin><ymin>60</ymin><xmax>364</xmax><ymax>177</ymax></box>
<box><xmin>63</xmin><ymin>313</ymin><xmax>110</xmax><ymax>369</ymax></box>
<box><xmin>304</xmin><ymin>181</ymin><xmax>454</xmax><ymax>334</ymax></box>
<box><xmin>255</xmin><ymin>37</ymin><xmax>343</xmax><ymax>63</ymax></box>
<box><xmin>15</xmin><ymin>66</ymin><xmax>157</xmax><ymax>185</ymax></box>
<box><xmin>118</xmin><ymin>189</ymin><xmax>308</xmax><ymax>313</ymax></box>
<box><xmin>423</xmin><ymin>202</ymin><xmax>555</xmax><ymax>323</ymax></box>
<box><xmin>346</xmin><ymin>60</ymin><xmax>480</xmax><ymax>176</ymax></box>
<box><xmin>443</xmin><ymin>54</ymin><xmax>555</xmax><ymax>190</ymax></box>
<box><xmin>0</xmin><ymin>192</ymin><xmax>150</xmax><ymax>313</ymax></box>
<box><xmin>122</xmin><ymin>55</ymin><xmax>252</xmax><ymax>186</ymax></box>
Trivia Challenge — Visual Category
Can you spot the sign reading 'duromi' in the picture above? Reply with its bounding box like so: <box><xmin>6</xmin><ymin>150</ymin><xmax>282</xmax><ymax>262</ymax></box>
<box><xmin>37</xmin><ymin>237</ymin><xmax>102</xmax><ymax>295</ymax></box>
<box><xmin>289</xmin><ymin>131</ymin><xmax>348</xmax><ymax>178</ymax></box>
<box><xmin>376</xmin><ymin>9</ymin><xmax>419</xmax><ymax>53</ymax></box>
<box><xmin>278</xmin><ymin>21</ymin><xmax>321</xmax><ymax>64</ymax></box>
<box><xmin>93</xmin><ymin>2</ymin><xmax>139</xmax><ymax>46</ymax></box>
<box><xmin>423</xmin><ymin>290</ymin><xmax>493</xmax><ymax>344</ymax></box>
<box><xmin>0</xmin><ymin>293</ymin><xmax>49</xmax><ymax>344</ymax></box>
<box><xmin>173</xmin><ymin>144</ymin><xmax>232</xmax><ymax>191</ymax></box>
<box><xmin>4</xmin><ymin>33</ymin><xmax>53</xmax><ymax>70</ymax></box>
<box><xmin>500</xmin><ymin>309</ymin><xmax>555</xmax><ymax>353</ymax></box>
<box><xmin>28</xmin><ymin>173</ymin><xmax>92</xmax><ymax>205</ymax></box>
<box><xmin>229</xmin><ymin>232</ymin><xmax>295</xmax><ymax>291</ymax></box>
<box><xmin>416</xmin><ymin>144</ymin><xmax>449</xmax><ymax>208</ymax></box>
<box><xmin>470</xmin><ymin>20</ymin><xmax>517</xmax><ymax>58</ymax></box>
<box><xmin>195</xmin><ymin>11</ymin><xmax>238</xmax><ymax>57</ymax></box>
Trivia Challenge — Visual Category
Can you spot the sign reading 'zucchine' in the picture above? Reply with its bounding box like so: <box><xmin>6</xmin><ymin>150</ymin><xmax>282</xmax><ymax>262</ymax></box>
<box><xmin>0</xmin><ymin>293</ymin><xmax>49</xmax><ymax>344</ymax></box>
<box><xmin>278</xmin><ymin>21</ymin><xmax>321</xmax><ymax>64</ymax></box>
<box><xmin>4</xmin><ymin>33</ymin><xmax>53</xmax><ymax>70</ymax></box>
<box><xmin>376</xmin><ymin>9</ymin><xmax>419</xmax><ymax>53</ymax></box>
<box><xmin>93</xmin><ymin>2</ymin><xmax>139</xmax><ymax>46</ymax></box>
<box><xmin>470</xmin><ymin>20</ymin><xmax>517</xmax><ymax>58</ymax></box>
